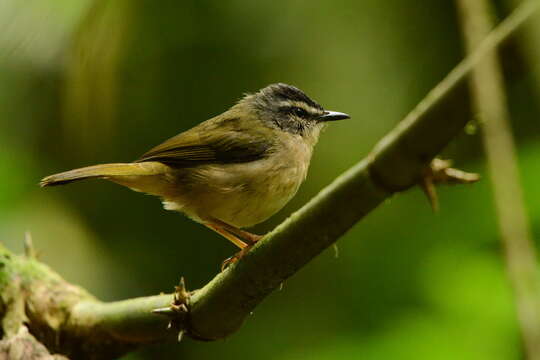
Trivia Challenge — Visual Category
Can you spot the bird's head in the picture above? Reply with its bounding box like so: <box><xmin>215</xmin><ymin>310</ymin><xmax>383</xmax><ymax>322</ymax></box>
<box><xmin>238</xmin><ymin>83</ymin><xmax>349</xmax><ymax>145</ymax></box>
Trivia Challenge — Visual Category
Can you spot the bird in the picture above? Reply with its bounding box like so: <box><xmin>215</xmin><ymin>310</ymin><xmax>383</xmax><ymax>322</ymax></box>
<box><xmin>40</xmin><ymin>83</ymin><xmax>350</xmax><ymax>268</ymax></box>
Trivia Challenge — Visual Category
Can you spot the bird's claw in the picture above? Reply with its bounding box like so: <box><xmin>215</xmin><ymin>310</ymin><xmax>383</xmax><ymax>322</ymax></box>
<box><xmin>221</xmin><ymin>245</ymin><xmax>253</xmax><ymax>271</ymax></box>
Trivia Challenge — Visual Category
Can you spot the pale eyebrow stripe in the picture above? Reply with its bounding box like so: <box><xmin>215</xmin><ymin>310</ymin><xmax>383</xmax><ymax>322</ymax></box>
<box><xmin>278</xmin><ymin>101</ymin><xmax>321</xmax><ymax>115</ymax></box>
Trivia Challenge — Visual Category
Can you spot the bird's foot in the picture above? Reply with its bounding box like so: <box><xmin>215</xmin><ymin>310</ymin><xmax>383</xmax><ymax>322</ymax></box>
<box><xmin>221</xmin><ymin>242</ymin><xmax>256</xmax><ymax>271</ymax></box>
<box><xmin>205</xmin><ymin>220</ymin><xmax>263</xmax><ymax>247</ymax></box>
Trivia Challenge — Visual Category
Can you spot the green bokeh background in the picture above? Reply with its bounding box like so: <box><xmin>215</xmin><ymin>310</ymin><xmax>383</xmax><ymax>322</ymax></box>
<box><xmin>1</xmin><ymin>0</ymin><xmax>539</xmax><ymax>358</ymax></box>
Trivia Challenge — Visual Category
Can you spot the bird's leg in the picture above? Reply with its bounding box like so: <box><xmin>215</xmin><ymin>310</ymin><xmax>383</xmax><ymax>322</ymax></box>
<box><xmin>204</xmin><ymin>223</ymin><xmax>248</xmax><ymax>249</ymax></box>
<box><xmin>205</xmin><ymin>218</ymin><xmax>265</xmax><ymax>270</ymax></box>
<box><xmin>209</xmin><ymin>218</ymin><xmax>264</xmax><ymax>245</ymax></box>
<box><xmin>205</xmin><ymin>224</ymin><xmax>247</xmax><ymax>271</ymax></box>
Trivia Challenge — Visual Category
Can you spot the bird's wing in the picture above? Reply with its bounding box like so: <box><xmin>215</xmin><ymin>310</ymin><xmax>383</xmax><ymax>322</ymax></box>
<box><xmin>135</xmin><ymin>116</ymin><xmax>274</xmax><ymax>167</ymax></box>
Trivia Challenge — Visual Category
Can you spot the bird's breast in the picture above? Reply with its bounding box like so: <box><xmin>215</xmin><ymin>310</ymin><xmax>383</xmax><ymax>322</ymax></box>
<box><xmin>170</xmin><ymin>136</ymin><xmax>313</xmax><ymax>228</ymax></box>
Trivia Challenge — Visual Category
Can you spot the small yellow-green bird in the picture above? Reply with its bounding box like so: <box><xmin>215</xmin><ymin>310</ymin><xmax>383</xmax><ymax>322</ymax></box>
<box><xmin>41</xmin><ymin>83</ymin><xmax>349</xmax><ymax>266</ymax></box>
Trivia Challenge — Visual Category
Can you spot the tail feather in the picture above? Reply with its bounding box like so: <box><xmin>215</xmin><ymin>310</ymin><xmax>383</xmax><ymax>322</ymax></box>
<box><xmin>40</xmin><ymin>163</ymin><xmax>159</xmax><ymax>187</ymax></box>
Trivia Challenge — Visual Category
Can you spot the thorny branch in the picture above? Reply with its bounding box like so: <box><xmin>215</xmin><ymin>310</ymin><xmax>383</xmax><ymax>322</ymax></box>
<box><xmin>1</xmin><ymin>1</ymin><xmax>539</xmax><ymax>359</ymax></box>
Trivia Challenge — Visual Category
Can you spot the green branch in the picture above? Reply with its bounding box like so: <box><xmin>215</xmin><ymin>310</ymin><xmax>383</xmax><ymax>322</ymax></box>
<box><xmin>1</xmin><ymin>1</ymin><xmax>539</xmax><ymax>358</ymax></box>
<box><xmin>187</xmin><ymin>0</ymin><xmax>540</xmax><ymax>340</ymax></box>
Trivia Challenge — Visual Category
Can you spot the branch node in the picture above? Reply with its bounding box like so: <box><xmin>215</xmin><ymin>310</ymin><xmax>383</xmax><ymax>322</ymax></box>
<box><xmin>420</xmin><ymin>158</ymin><xmax>480</xmax><ymax>212</ymax></box>
<box><xmin>152</xmin><ymin>277</ymin><xmax>191</xmax><ymax>340</ymax></box>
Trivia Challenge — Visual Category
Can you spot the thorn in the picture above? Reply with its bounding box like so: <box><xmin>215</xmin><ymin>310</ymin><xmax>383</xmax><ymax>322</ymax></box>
<box><xmin>174</xmin><ymin>277</ymin><xmax>190</xmax><ymax>307</ymax></box>
<box><xmin>24</xmin><ymin>231</ymin><xmax>37</xmax><ymax>259</ymax></box>
<box><xmin>420</xmin><ymin>174</ymin><xmax>439</xmax><ymax>212</ymax></box>
<box><xmin>441</xmin><ymin>167</ymin><xmax>481</xmax><ymax>184</ymax></box>
<box><xmin>177</xmin><ymin>276</ymin><xmax>186</xmax><ymax>293</ymax></box>
<box><xmin>430</xmin><ymin>159</ymin><xmax>480</xmax><ymax>184</ymax></box>
<box><xmin>178</xmin><ymin>330</ymin><xmax>185</xmax><ymax>342</ymax></box>
<box><xmin>332</xmin><ymin>244</ymin><xmax>339</xmax><ymax>259</ymax></box>
<box><xmin>152</xmin><ymin>307</ymin><xmax>176</xmax><ymax>316</ymax></box>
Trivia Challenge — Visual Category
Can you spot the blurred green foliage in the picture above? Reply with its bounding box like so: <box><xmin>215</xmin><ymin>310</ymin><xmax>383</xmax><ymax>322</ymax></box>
<box><xmin>1</xmin><ymin>0</ymin><xmax>540</xmax><ymax>359</ymax></box>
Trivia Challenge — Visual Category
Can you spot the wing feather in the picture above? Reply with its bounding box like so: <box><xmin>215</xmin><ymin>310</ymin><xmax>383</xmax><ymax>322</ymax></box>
<box><xmin>136</xmin><ymin>116</ymin><xmax>274</xmax><ymax>167</ymax></box>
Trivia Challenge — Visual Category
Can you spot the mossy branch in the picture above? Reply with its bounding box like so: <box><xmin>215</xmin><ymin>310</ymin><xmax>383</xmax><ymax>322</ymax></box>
<box><xmin>1</xmin><ymin>1</ymin><xmax>539</xmax><ymax>359</ymax></box>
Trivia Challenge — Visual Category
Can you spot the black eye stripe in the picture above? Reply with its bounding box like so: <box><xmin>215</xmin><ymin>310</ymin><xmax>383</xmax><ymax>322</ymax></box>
<box><xmin>279</xmin><ymin>106</ymin><xmax>312</xmax><ymax>118</ymax></box>
<box><xmin>292</xmin><ymin>107</ymin><xmax>308</xmax><ymax>117</ymax></box>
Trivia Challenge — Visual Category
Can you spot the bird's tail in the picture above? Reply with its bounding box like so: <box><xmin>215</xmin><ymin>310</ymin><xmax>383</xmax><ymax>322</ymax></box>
<box><xmin>40</xmin><ymin>163</ymin><xmax>160</xmax><ymax>187</ymax></box>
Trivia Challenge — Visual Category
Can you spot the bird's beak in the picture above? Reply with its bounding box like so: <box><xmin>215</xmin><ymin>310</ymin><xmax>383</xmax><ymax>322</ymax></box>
<box><xmin>318</xmin><ymin>110</ymin><xmax>350</xmax><ymax>122</ymax></box>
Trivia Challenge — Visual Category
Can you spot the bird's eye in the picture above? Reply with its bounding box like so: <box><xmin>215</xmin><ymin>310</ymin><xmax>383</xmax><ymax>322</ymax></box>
<box><xmin>291</xmin><ymin>107</ymin><xmax>308</xmax><ymax>118</ymax></box>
